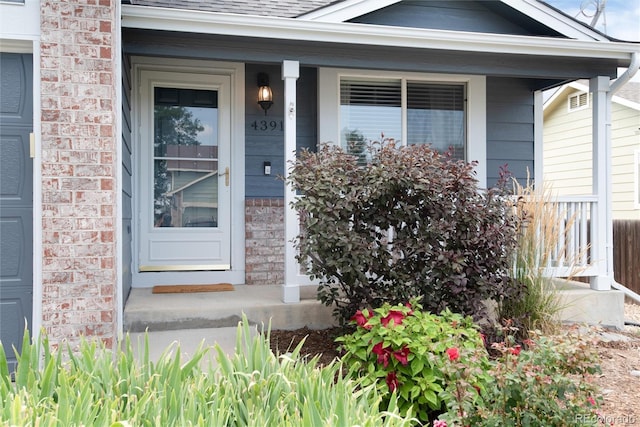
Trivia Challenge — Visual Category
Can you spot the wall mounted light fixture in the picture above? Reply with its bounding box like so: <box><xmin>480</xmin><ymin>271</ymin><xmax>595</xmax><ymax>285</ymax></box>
<box><xmin>257</xmin><ymin>72</ymin><xmax>273</xmax><ymax>115</ymax></box>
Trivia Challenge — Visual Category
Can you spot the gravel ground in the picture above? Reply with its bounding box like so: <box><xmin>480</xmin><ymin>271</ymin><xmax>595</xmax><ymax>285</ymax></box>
<box><xmin>624</xmin><ymin>301</ymin><xmax>640</xmax><ymax>333</ymax></box>
<box><xmin>593</xmin><ymin>303</ymin><xmax>639</xmax><ymax>425</ymax></box>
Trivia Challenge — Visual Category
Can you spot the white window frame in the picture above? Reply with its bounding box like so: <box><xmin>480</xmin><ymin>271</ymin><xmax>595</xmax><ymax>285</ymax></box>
<box><xmin>318</xmin><ymin>68</ymin><xmax>486</xmax><ymax>187</ymax></box>
<box><xmin>567</xmin><ymin>91</ymin><xmax>590</xmax><ymax>112</ymax></box>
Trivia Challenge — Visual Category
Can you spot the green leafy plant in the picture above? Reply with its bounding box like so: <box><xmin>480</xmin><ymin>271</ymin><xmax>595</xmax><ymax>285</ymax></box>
<box><xmin>0</xmin><ymin>317</ymin><xmax>415</xmax><ymax>427</ymax></box>
<box><xmin>437</xmin><ymin>326</ymin><xmax>604</xmax><ymax>426</ymax></box>
<box><xmin>288</xmin><ymin>142</ymin><xmax>519</xmax><ymax>324</ymax></box>
<box><xmin>337</xmin><ymin>301</ymin><xmax>491</xmax><ymax>423</ymax></box>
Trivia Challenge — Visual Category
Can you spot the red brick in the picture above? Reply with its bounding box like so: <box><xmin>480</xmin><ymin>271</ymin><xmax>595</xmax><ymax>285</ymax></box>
<box><xmin>100</xmin><ymin>178</ymin><xmax>113</xmax><ymax>190</ymax></box>
<box><xmin>100</xmin><ymin>47</ymin><xmax>111</xmax><ymax>59</ymax></box>
<box><xmin>99</xmin><ymin>20</ymin><xmax>111</xmax><ymax>32</ymax></box>
<box><xmin>99</xmin><ymin>124</ymin><xmax>113</xmax><ymax>137</ymax></box>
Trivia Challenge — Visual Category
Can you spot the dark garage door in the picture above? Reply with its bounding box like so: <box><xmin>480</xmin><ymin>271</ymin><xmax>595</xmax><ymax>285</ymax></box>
<box><xmin>0</xmin><ymin>52</ymin><xmax>33</xmax><ymax>372</ymax></box>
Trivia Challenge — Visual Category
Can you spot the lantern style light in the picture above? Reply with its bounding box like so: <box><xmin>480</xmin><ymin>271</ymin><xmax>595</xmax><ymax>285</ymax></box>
<box><xmin>257</xmin><ymin>72</ymin><xmax>273</xmax><ymax>115</ymax></box>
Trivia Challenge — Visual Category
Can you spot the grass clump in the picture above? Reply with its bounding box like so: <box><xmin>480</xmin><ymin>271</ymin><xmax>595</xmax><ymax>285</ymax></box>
<box><xmin>0</xmin><ymin>316</ymin><xmax>414</xmax><ymax>426</ymax></box>
<box><xmin>498</xmin><ymin>180</ymin><xmax>579</xmax><ymax>338</ymax></box>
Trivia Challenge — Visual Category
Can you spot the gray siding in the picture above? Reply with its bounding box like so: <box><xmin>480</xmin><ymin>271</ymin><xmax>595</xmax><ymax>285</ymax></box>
<box><xmin>350</xmin><ymin>0</ymin><xmax>564</xmax><ymax>37</ymax></box>
<box><xmin>486</xmin><ymin>77</ymin><xmax>534</xmax><ymax>188</ymax></box>
<box><xmin>121</xmin><ymin>54</ymin><xmax>133</xmax><ymax>300</ymax></box>
<box><xmin>245</xmin><ymin>64</ymin><xmax>317</xmax><ymax>198</ymax></box>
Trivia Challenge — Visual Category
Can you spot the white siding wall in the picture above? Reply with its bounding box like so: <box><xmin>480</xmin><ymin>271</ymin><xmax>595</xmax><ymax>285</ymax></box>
<box><xmin>543</xmin><ymin>88</ymin><xmax>640</xmax><ymax>220</ymax></box>
<box><xmin>610</xmin><ymin>102</ymin><xmax>640</xmax><ymax>219</ymax></box>
<box><xmin>543</xmin><ymin>88</ymin><xmax>593</xmax><ymax>196</ymax></box>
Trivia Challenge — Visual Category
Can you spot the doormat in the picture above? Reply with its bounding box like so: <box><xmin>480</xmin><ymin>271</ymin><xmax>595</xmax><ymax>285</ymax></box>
<box><xmin>152</xmin><ymin>283</ymin><xmax>235</xmax><ymax>294</ymax></box>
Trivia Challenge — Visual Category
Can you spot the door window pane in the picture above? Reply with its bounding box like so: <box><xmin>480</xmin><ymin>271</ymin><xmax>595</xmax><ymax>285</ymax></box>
<box><xmin>153</xmin><ymin>87</ymin><xmax>219</xmax><ymax>228</ymax></box>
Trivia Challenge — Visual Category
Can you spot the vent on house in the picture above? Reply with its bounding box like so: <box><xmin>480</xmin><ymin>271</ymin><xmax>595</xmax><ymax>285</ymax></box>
<box><xmin>568</xmin><ymin>92</ymin><xmax>589</xmax><ymax>112</ymax></box>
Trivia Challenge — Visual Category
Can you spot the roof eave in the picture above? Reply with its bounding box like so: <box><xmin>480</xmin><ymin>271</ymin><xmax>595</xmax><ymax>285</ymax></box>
<box><xmin>502</xmin><ymin>0</ymin><xmax>610</xmax><ymax>41</ymax></box>
<box><xmin>121</xmin><ymin>4</ymin><xmax>639</xmax><ymax>65</ymax></box>
<box><xmin>297</xmin><ymin>0</ymin><xmax>401</xmax><ymax>21</ymax></box>
<box><xmin>298</xmin><ymin>0</ymin><xmax>611</xmax><ymax>41</ymax></box>
<box><xmin>543</xmin><ymin>81</ymin><xmax>640</xmax><ymax>112</ymax></box>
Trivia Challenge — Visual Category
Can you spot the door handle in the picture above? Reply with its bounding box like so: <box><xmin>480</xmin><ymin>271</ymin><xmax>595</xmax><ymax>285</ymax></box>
<box><xmin>219</xmin><ymin>167</ymin><xmax>230</xmax><ymax>187</ymax></box>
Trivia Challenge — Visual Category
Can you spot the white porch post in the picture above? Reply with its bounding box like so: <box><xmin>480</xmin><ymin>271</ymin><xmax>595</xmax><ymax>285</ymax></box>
<box><xmin>282</xmin><ymin>60</ymin><xmax>301</xmax><ymax>303</ymax></box>
<box><xmin>533</xmin><ymin>90</ymin><xmax>544</xmax><ymax>186</ymax></box>
<box><xmin>589</xmin><ymin>76</ymin><xmax>612</xmax><ymax>291</ymax></box>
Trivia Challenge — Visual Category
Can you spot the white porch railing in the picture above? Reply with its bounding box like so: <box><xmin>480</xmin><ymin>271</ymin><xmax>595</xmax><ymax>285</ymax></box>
<box><xmin>542</xmin><ymin>195</ymin><xmax>600</xmax><ymax>279</ymax></box>
<box><xmin>284</xmin><ymin>194</ymin><xmax>606</xmax><ymax>302</ymax></box>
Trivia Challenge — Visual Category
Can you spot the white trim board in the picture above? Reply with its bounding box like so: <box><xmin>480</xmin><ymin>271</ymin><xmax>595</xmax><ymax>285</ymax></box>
<box><xmin>121</xmin><ymin>5</ymin><xmax>637</xmax><ymax>64</ymax></box>
<box><xmin>298</xmin><ymin>0</ymin><xmax>401</xmax><ymax>22</ymax></box>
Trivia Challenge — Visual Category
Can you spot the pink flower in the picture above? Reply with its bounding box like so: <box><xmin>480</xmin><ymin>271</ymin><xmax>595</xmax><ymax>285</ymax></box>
<box><xmin>509</xmin><ymin>345</ymin><xmax>522</xmax><ymax>356</ymax></box>
<box><xmin>385</xmin><ymin>371</ymin><xmax>399</xmax><ymax>392</ymax></box>
<box><xmin>588</xmin><ymin>396</ymin><xmax>596</xmax><ymax>406</ymax></box>
<box><xmin>433</xmin><ymin>420</ymin><xmax>448</xmax><ymax>427</ymax></box>
<box><xmin>350</xmin><ymin>309</ymin><xmax>373</xmax><ymax>329</ymax></box>
<box><xmin>372</xmin><ymin>342</ymin><xmax>391</xmax><ymax>367</ymax></box>
<box><xmin>392</xmin><ymin>346</ymin><xmax>411</xmax><ymax>365</ymax></box>
<box><xmin>381</xmin><ymin>310</ymin><xmax>406</xmax><ymax>327</ymax></box>
<box><xmin>405</xmin><ymin>302</ymin><xmax>414</xmax><ymax>315</ymax></box>
<box><xmin>445</xmin><ymin>347</ymin><xmax>460</xmax><ymax>361</ymax></box>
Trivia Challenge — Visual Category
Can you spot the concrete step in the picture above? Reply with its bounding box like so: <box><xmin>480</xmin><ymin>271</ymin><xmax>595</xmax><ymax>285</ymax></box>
<box><xmin>123</xmin><ymin>285</ymin><xmax>336</xmax><ymax>333</ymax></box>
<box><xmin>126</xmin><ymin>326</ymin><xmax>244</xmax><ymax>368</ymax></box>
<box><xmin>554</xmin><ymin>279</ymin><xmax>625</xmax><ymax>330</ymax></box>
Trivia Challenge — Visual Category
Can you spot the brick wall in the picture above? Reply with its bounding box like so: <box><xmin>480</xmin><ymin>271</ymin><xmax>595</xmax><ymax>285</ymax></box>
<box><xmin>245</xmin><ymin>198</ymin><xmax>285</xmax><ymax>285</ymax></box>
<box><xmin>40</xmin><ymin>0</ymin><xmax>118</xmax><ymax>348</ymax></box>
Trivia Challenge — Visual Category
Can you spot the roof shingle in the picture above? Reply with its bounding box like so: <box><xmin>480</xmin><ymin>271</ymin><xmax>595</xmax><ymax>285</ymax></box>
<box><xmin>128</xmin><ymin>0</ymin><xmax>338</xmax><ymax>18</ymax></box>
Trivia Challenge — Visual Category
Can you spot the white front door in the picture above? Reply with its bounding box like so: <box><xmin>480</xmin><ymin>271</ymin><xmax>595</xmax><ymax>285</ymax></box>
<box><xmin>138</xmin><ymin>69</ymin><xmax>232</xmax><ymax>271</ymax></box>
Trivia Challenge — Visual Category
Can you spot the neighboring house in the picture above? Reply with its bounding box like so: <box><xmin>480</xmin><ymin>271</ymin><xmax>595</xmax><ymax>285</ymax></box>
<box><xmin>1</xmin><ymin>0</ymin><xmax>638</xmax><ymax>367</ymax></box>
<box><xmin>543</xmin><ymin>80</ymin><xmax>640</xmax><ymax>220</ymax></box>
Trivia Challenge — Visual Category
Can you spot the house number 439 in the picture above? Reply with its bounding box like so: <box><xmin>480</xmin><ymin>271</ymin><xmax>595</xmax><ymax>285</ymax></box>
<box><xmin>250</xmin><ymin>120</ymin><xmax>283</xmax><ymax>132</ymax></box>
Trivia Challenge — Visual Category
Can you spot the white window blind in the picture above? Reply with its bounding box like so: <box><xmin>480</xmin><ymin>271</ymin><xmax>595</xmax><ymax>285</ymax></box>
<box><xmin>407</xmin><ymin>82</ymin><xmax>465</xmax><ymax>159</ymax></box>
<box><xmin>340</xmin><ymin>78</ymin><xmax>466</xmax><ymax>160</ymax></box>
<box><xmin>340</xmin><ymin>79</ymin><xmax>402</xmax><ymax>146</ymax></box>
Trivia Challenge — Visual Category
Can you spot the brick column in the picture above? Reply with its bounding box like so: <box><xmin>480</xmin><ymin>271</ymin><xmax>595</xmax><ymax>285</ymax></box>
<box><xmin>245</xmin><ymin>199</ymin><xmax>285</xmax><ymax>285</ymax></box>
<box><xmin>40</xmin><ymin>0</ymin><xmax>118</xmax><ymax>348</ymax></box>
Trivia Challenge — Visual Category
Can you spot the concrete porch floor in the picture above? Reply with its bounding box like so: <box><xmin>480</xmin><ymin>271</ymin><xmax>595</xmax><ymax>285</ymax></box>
<box><xmin>122</xmin><ymin>281</ymin><xmax>625</xmax><ymax>363</ymax></box>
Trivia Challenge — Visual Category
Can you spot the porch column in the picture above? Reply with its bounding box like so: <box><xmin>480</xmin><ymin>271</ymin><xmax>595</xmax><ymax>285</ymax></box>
<box><xmin>589</xmin><ymin>76</ymin><xmax>611</xmax><ymax>291</ymax></box>
<box><xmin>282</xmin><ymin>60</ymin><xmax>300</xmax><ymax>303</ymax></box>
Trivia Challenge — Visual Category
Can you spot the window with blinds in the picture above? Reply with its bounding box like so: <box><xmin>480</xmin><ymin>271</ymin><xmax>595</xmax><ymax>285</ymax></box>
<box><xmin>407</xmin><ymin>82</ymin><xmax>465</xmax><ymax>159</ymax></box>
<box><xmin>340</xmin><ymin>78</ymin><xmax>466</xmax><ymax>161</ymax></box>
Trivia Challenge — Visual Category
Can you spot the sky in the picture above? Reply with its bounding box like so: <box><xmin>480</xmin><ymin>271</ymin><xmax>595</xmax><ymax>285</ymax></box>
<box><xmin>544</xmin><ymin>0</ymin><xmax>640</xmax><ymax>81</ymax></box>
<box><xmin>543</xmin><ymin>0</ymin><xmax>640</xmax><ymax>41</ymax></box>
